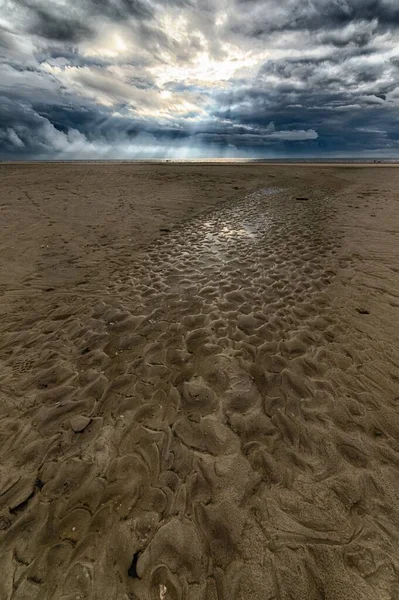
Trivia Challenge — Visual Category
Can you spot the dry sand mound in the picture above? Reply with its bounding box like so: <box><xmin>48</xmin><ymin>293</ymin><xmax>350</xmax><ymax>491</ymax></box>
<box><xmin>0</xmin><ymin>164</ymin><xmax>398</xmax><ymax>599</ymax></box>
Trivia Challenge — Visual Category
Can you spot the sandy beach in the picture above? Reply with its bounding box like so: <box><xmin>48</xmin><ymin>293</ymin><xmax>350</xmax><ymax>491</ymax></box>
<box><xmin>0</xmin><ymin>163</ymin><xmax>399</xmax><ymax>599</ymax></box>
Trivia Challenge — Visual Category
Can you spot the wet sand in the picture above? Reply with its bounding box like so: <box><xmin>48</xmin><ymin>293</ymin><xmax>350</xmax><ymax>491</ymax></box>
<box><xmin>0</xmin><ymin>163</ymin><xmax>399</xmax><ymax>599</ymax></box>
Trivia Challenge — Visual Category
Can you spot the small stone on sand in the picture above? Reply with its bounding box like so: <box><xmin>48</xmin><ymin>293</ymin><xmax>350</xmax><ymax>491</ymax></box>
<box><xmin>70</xmin><ymin>416</ymin><xmax>91</xmax><ymax>433</ymax></box>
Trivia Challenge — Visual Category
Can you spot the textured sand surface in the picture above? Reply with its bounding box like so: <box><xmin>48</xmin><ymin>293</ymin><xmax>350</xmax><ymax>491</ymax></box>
<box><xmin>0</xmin><ymin>163</ymin><xmax>399</xmax><ymax>599</ymax></box>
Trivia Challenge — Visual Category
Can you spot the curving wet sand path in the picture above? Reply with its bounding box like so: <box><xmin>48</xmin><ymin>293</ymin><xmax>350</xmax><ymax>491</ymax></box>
<box><xmin>1</xmin><ymin>166</ymin><xmax>399</xmax><ymax>599</ymax></box>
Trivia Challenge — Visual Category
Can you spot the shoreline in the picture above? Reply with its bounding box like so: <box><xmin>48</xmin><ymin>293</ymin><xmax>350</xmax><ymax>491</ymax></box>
<box><xmin>2</xmin><ymin>160</ymin><xmax>399</xmax><ymax>167</ymax></box>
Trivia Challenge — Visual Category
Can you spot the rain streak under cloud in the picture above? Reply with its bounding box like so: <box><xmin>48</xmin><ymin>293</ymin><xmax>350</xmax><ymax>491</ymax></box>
<box><xmin>1</xmin><ymin>0</ymin><xmax>399</xmax><ymax>159</ymax></box>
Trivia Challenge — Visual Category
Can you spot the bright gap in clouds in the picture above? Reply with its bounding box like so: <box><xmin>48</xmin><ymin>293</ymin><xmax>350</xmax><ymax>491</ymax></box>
<box><xmin>152</xmin><ymin>45</ymin><xmax>266</xmax><ymax>87</ymax></box>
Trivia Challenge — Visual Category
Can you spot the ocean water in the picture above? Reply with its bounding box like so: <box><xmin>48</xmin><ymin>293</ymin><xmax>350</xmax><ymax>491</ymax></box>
<box><xmin>5</xmin><ymin>157</ymin><xmax>399</xmax><ymax>164</ymax></box>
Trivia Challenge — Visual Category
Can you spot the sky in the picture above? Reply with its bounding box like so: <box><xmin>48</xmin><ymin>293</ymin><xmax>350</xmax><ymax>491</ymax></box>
<box><xmin>0</xmin><ymin>0</ymin><xmax>399</xmax><ymax>159</ymax></box>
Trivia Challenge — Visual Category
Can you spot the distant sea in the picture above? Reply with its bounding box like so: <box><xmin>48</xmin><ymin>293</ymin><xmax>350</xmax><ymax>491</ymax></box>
<box><xmin>152</xmin><ymin>158</ymin><xmax>399</xmax><ymax>164</ymax></box>
<box><xmin>3</xmin><ymin>158</ymin><xmax>399</xmax><ymax>164</ymax></box>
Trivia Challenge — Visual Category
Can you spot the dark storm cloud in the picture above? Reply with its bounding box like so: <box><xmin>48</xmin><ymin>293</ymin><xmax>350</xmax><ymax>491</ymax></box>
<box><xmin>1</xmin><ymin>0</ymin><xmax>399</xmax><ymax>158</ymax></box>
<box><xmin>319</xmin><ymin>28</ymin><xmax>373</xmax><ymax>47</ymax></box>
<box><xmin>12</xmin><ymin>0</ymin><xmax>155</xmax><ymax>43</ymax></box>
<box><xmin>20</xmin><ymin>0</ymin><xmax>155</xmax><ymax>22</ymax></box>
<box><xmin>12</xmin><ymin>1</ymin><xmax>92</xmax><ymax>42</ymax></box>
<box><xmin>257</xmin><ymin>52</ymin><xmax>386</xmax><ymax>92</ymax></box>
<box><xmin>29</xmin><ymin>10</ymin><xmax>94</xmax><ymax>43</ymax></box>
<box><xmin>231</xmin><ymin>0</ymin><xmax>399</xmax><ymax>37</ymax></box>
<box><xmin>0</xmin><ymin>26</ymin><xmax>17</xmax><ymax>50</ymax></box>
<box><xmin>91</xmin><ymin>0</ymin><xmax>154</xmax><ymax>20</ymax></box>
<box><xmin>7</xmin><ymin>1</ymin><xmax>172</xmax><ymax>61</ymax></box>
<box><xmin>35</xmin><ymin>47</ymin><xmax>112</xmax><ymax>69</ymax></box>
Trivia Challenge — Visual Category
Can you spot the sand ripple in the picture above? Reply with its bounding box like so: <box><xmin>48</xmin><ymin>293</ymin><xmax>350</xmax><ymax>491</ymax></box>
<box><xmin>1</xmin><ymin>183</ymin><xmax>398</xmax><ymax>599</ymax></box>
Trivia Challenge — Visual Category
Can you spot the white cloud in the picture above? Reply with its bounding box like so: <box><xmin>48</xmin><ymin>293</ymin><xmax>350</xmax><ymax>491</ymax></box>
<box><xmin>268</xmin><ymin>129</ymin><xmax>319</xmax><ymax>140</ymax></box>
<box><xmin>7</xmin><ymin>128</ymin><xmax>25</xmax><ymax>148</ymax></box>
